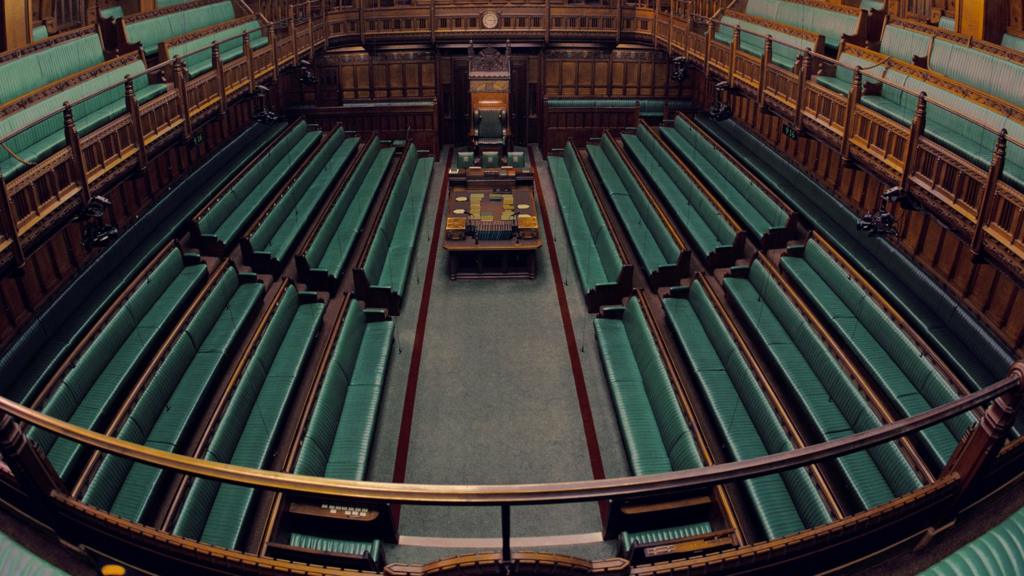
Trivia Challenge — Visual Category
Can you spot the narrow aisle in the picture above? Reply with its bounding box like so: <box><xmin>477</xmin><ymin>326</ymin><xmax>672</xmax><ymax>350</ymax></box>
<box><xmin>388</xmin><ymin>147</ymin><xmax>613</xmax><ymax>548</ymax></box>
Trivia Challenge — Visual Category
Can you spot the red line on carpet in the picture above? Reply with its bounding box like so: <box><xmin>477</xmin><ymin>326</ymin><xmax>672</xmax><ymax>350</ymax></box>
<box><xmin>528</xmin><ymin>147</ymin><xmax>607</xmax><ymax>485</ymax></box>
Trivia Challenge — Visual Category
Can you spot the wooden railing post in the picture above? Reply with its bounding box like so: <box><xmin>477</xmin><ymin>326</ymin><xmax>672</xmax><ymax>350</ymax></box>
<box><xmin>728</xmin><ymin>25</ymin><xmax>739</xmax><ymax>89</ymax></box>
<box><xmin>840</xmin><ymin>67</ymin><xmax>862</xmax><ymax>163</ymax></box>
<box><xmin>124</xmin><ymin>76</ymin><xmax>148</xmax><ymax>174</ymax></box>
<box><xmin>758</xmin><ymin>36</ymin><xmax>771</xmax><ymax>109</ymax></box>
<box><xmin>174</xmin><ymin>57</ymin><xmax>193</xmax><ymax>140</ymax></box>
<box><xmin>972</xmin><ymin>129</ymin><xmax>1007</xmax><ymax>255</ymax></box>
<box><xmin>358</xmin><ymin>0</ymin><xmax>365</xmax><ymax>45</ymax></box>
<box><xmin>0</xmin><ymin>415</ymin><xmax>66</xmax><ymax>508</ymax></box>
<box><xmin>794</xmin><ymin>49</ymin><xmax>809</xmax><ymax>131</ymax></box>
<box><xmin>545</xmin><ymin>0</ymin><xmax>551</xmax><ymax>44</ymax></box>
<box><xmin>900</xmin><ymin>92</ymin><xmax>927</xmax><ymax>193</ymax></box>
<box><xmin>0</xmin><ymin>178</ymin><xmax>25</xmax><ymax>267</ymax></box>
<box><xmin>63</xmin><ymin>102</ymin><xmax>91</xmax><ymax>206</ymax></box>
<box><xmin>244</xmin><ymin>30</ymin><xmax>256</xmax><ymax>94</ymax></box>
<box><xmin>654</xmin><ymin>0</ymin><xmax>661</xmax><ymax>49</ymax></box>
<box><xmin>291</xmin><ymin>5</ymin><xmax>299</xmax><ymax>66</ymax></box>
<box><xmin>213</xmin><ymin>43</ymin><xmax>227</xmax><ymax>114</ymax></box>
<box><xmin>307</xmin><ymin>0</ymin><xmax>314</xmax><ymax>56</ymax></box>
<box><xmin>270</xmin><ymin>26</ymin><xmax>280</xmax><ymax>81</ymax></box>
<box><xmin>615</xmin><ymin>0</ymin><xmax>622</xmax><ymax>44</ymax></box>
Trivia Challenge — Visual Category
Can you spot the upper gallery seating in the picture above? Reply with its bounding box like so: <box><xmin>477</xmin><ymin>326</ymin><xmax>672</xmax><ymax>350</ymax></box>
<box><xmin>724</xmin><ymin>259</ymin><xmax>923</xmax><ymax>511</ymax></box>
<box><xmin>545</xmin><ymin>99</ymin><xmax>690</xmax><ymax>120</ymax></box>
<box><xmin>173</xmin><ymin>284</ymin><xmax>324</xmax><ymax>550</ymax></box>
<box><xmin>920</xmin><ymin>503</ymin><xmax>1024</xmax><ymax>576</ymax></box>
<box><xmin>1004</xmin><ymin>31</ymin><xmax>1024</xmax><ymax>52</ymax></box>
<box><xmin>548</xmin><ymin>141</ymin><xmax>631</xmax><ymax>310</ymax></box>
<box><xmin>696</xmin><ymin>116</ymin><xmax>1015</xmax><ymax>394</ymax></box>
<box><xmin>82</xmin><ymin>265</ymin><xmax>264</xmax><ymax>523</ymax></box>
<box><xmin>737</xmin><ymin>0</ymin><xmax>872</xmax><ymax>51</ymax></box>
<box><xmin>0</xmin><ymin>122</ymin><xmax>284</xmax><ymax>407</ymax></box>
<box><xmin>664</xmin><ymin>280</ymin><xmax>833</xmax><ymax>539</ymax></box>
<box><xmin>28</xmin><ymin>247</ymin><xmax>208</xmax><ymax>481</ymax></box>
<box><xmin>118</xmin><ymin>0</ymin><xmax>238</xmax><ymax>58</ymax></box>
<box><xmin>194</xmin><ymin>120</ymin><xmax>321</xmax><ymax>253</ymax></box>
<box><xmin>162</xmin><ymin>14</ymin><xmax>268</xmax><ymax>78</ymax></box>
<box><xmin>714</xmin><ymin>11</ymin><xmax>824</xmax><ymax>70</ymax></box>
<box><xmin>287</xmin><ymin>303</ymin><xmax>395</xmax><ymax>563</ymax></box>
<box><xmin>0</xmin><ymin>51</ymin><xmax>166</xmax><ymax>181</ymax></box>
<box><xmin>0</xmin><ymin>29</ymin><xmax>105</xmax><ymax>107</ymax></box>
<box><xmin>299</xmin><ymin>136</ymin><xmax>397</xmax><ymax>290</ymax></box>
<box><xmin>586</xmin><ymin>134</ymin><xmax>688</xmax><ymax>285</ymax></box>
<box><xmin>353</xmin><ymin>144</ymin><xmax>434</xmax><ymax>313</ymax></box>
<box><xmin>244</xmin><ymin>128</ymin><xmax>359</xmax><ymax>273</ymax></box>
<box><xmin>592</xmin><ymin>297</ymin><xmax>713</xmax><ymax>552</ymax></box>
<box><xmin>622</xmin><ymin>124</ymin><xmax>743</xmax><ymax>268</ymax></box>
<box><xmin>660</xmin><ymin>115</ymin><xmax>795</xmax><ymax>247</ymax></box>
<box><xmin>780</xmin><ymin>240</ymin><xmax>974</xmax><ymax>467</ymax></box>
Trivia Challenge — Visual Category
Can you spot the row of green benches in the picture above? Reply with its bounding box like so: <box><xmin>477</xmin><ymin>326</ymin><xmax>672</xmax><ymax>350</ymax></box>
<box><xmin>243</xmin><ymin>128</ymin><xmax>360</xmax><ymax>272</ymax></box>
<box><xmin>0</xmin><ymin>30</ymin><xmax>105</xmax><ymax>107</ymax></box>
<box><xmin>548</xmin><ymin>141</ymin><xmax>631</xmax><ymax>310</ymax></box>
<box><xmin>124</xmin><ymin>0</ymin><xmax>238</xmax><ymax>58</ymax></box>
<box><xmin>173</xmin><ymin>284</ymin><xmax>324</xmax><ymax>550</ymax></box>
<box><xmin>921</xmin><ymin>501</ymin><xmax>1024</xmax><ymax>575</ymax></box>
<box><xmin>83</xmin><ymin>264</ymin><xmax>265</xmax><ymax>523</ymax></box>
<box><xmin>714</xmin><ymin>13</ymin><xmax>821</xmax><ymax>70</ymax></box>
<box><xmin>353</xmin><ymin>144</ymin><xmax>434</xmax><ymax>313</ymax></box>
<box><xmin>664</xmin><ymin>280</ymin><xmax>833</xmax><ymax>540</ymax></box>
<box><xmin>170</xmin><ymin>16</ymin><xmax>269</xmax><ymax>79</ymax></box>
<box><xmin>195</xmin><ymin>120</ymin><xmax>321</xmax><ymax>253</ymax></box>
<box><xmin>28</xmin><ymin>248</ymin><xmax>208</xmax><ymax>481</ymax></box>
<box><xmin>299</xmin><ymin>136</ymin><xmax>397</xmax><ymax>290</ymax></box>
<box><xmin>741</xmin><ymin>0</ymin><xmax>863</xmax><ymax>51</ymax></box>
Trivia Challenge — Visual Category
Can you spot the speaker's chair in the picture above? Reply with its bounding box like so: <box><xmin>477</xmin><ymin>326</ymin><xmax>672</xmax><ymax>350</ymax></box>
<box><xmin>473</xmin><ymin>109</ymin><xmax>508</xmax><ymax>153</ymax></box>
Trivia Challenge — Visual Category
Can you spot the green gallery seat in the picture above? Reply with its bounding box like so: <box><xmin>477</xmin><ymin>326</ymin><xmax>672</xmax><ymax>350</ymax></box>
<box><xmin>620</xmin><ymin>522</ymin><xmax>713</xmax><ymax>551</ymax></box>
<box><xmin>724</xmin><ymin>260</ymin><xmax>922</xmax><ymax>511</ymax></box>
<box><xmin>287</xmin><ymin>534</ymin><xmax>381</xmax><ymax>567</ymax></box>
<box><xmin>921</xmin><ymin>503</ymin><xmax>1024</xmax><ymax>576</ymax></box>
<box><xmin>548</xmin><ymin>142</ymin><xmax>629</xmax><ymax>305</ymax></box>
<box><xmin>714</xmin><ymin>14</ymin><xmax>821</xmax><ymax>70</ymax></box>
<box><xmin>660</xmin><ymin>115</ymin><xmax>791</xmax><ymax>245</ymax></box>
<box><xmin>781</xmin><ymin>240</ymin><xmax>974</xmax><ymax>466</ymax></box>
<box><xmin>173</xmin><ymin>285</ymin><xmax>324</xmax><ymax>550</ymax></box>
<box><xmin>356</xmin><ymin>145</ymin><xmax>434</xmax><ymax>308</ymax></box>
<box><xmin>0</xmin><ymin>530</ymin><xmax>67</xmax><ymax>576</ymax></box>
<box><xmin>586</xmin><ymin>135</ymin><xmax>686</xmax><ymax>281</ymax></box>
<box><xmin>245</xmin><ymin>129</ymin><xmax>359</xmax><ymax>270</ymax></box>
<box><xmin>663</xmin><ymin>281</ymin><xmax>832</xmax><ymax>540</ymax></box>
<box><xmin>0</xmin><ymin>31</ymin><xmax>105</xmax><ymax>107</ymax></box>
<box><xmin>593</xmin><ymin>297</ymin><xmax>712</xmax><ymax>551</ymax></box>
<box><xmin>1004</xmin><ymin>32</ymin><xmax>1024</xmax><ymax>52</ymax></box>
<box><xmin>622</xmin><ymin>124</ymin><xmax>739</xmax><ymax>265</ymax></box>
<box><xmin>167</xmin><ymin>17</ymin><xmax>269</xmax><ymax>78</ymax></box>
<box><xmin>196</xmin><ymin>120</ymin><xmax>320</xmax><ymax>250</ymax></box>
<box><xmin>300</xmin><ymin>137</ymin><xmax>396</xmax><ymax>287</ymax></box>
<box><xmin>124</xmin><ymin>0</ymin><xmax>237</xmax><ymax>57</ymax></box>
<box><xmin>878</xmin><ymin>23</ymin><xmax>933</xmax><ymax>65</ymax></box>
<box><xmin>742</xmin><ymin>0</ymin><xmax>861</xmax><ymax>51</ymax></box>
<box><xmin>82</xmin><ymin>266</ymin><xmax>264</xmax><ymax>524</ymax></box>
<box><xmin>546</xmin><ymin>99</ymin><xmax>690</xmax><ymax>119</ymax></box>
<box><xmin>288</xmin><ymin>303</ymin><xmax>394</xmax><ymax>561</ymax></box>
<box><xmin>29</xmin><ymin>248</ymin><xmax>208</xmax><ymax>481</ymax></box>
<box><xmin>695</xmin><ymin>116</ymin><xmax>1014</xmax><ymax>393</ymax></box>
<box><xmin>927</xmin><ymin>35</ymin><xmax>1024</xmax><ymax>109</ymax></box>
<box><xmin>0</xmin><ymin>57</ymin><xmax>167</xmax><ymax>180</ymax></box>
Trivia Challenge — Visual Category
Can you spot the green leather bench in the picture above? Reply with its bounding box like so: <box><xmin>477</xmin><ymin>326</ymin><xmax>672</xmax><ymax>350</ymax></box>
<box><xmin>174</xmin><ymin>285</ymin><xmax>324</xmax><ymax>550</ymax></box>
<box><xmin>724</xmin><ymin>260</ymin><xmax>922</xmax><ymax>511</ymax></box>
<box><xmin>355</xmin><ymin>144</ymin><xmax>434</xmax><ymax>311</ymax></box>
<box><xmin>928</xmin><ymin>38</ymin><xmax>1024</xmax><ymax>110</ymax></box>
<box><xmin>196</xmin><ymin>120</ymin><xmax>320</xmax><ymax>251</ymax></box>
<box><xmin>879</xmin><ymin>23</ymin><xmax>933</xmax><ymax>65</ymax></box>
<box><xmin>920</xmin><ymin>503</ymin><xmax>1024</xmax><ymax>575</ymax></box>
<box><xmin>714</xmin><ymin>14</ymin><xmax>821</xmax><ymax>70</ymax></box>
<box><xmin>695</xmin><ymin>116</ymin><xmax>1014</xmax><ymax>395</ymax></box>
<box><xmin>743</xmin><ymin>0</ymin><xmax>862</xmax><ymax>51</ymax></box>
<box><xmin>0</xmin><ymin>31</ymin><xmax>104</xmax><ymax>106</ymax></box>
<box><xmin>586</xmin><ymin>135</ymin><xmax>686</xmax><ymax>283</ymax></box>
<box><xmin>660</xmin><ymin>116</ymin><xmax>791</xmax><ymax>246</ymax></box>
<box><xmin>620</xmin><ymin>522</ymin><xmax>713</xmax><ymax>553</ymax></box>
<box><xmin>287</xmin><ymin>534</ymin><xmax>381</xmax><ymax>568</ymax></box>
<box><xmin>0</xmin><ymin>57</ymin><xmax>167</xmax><ymax>180</ymax></box>
<box><xmin>245</xmin><ymin>129</ymin><xmax>358</xmax><ymax>271</ymax></box>
<box><xmin>0</xmin><ymin>530</ymin><xmax>68</xmax><ymax>576</ymax></box>
<box><xmin>0</xmin><ymin>122</ymin><xmax>284</xmax><ymax>407</ymax></box>
<box><xmin>300</xmin><ymin>137</ymin><xmax>396</xmax><ymax>288</ymax></box>
<box><xmin>546</xmin><ymin>99</ymin><xmax>690</xmax><ymax>119</ymax></box>
<box><xmin>1004</xmin><ymin>32</ymin><xmax>1024</xmax><ymax>52</ymax></box>
<box><xmin>167</xmin><ymin>18</ymin><xmax>269</xmax><ymax>78</ymax></box>
<box><xmin>83</xmin><ymin>266</ymin><xmax>264</xmax><ymax>523</ymax></box>
<box><xmin>664</xmin><ymin>281</ymin><xmax>832</xmax><ymax>539</ymax></box>
<box><xmin>548</xmin><ymin>142</ymin><xmax>630</xmax><ymax>309</ymax></box>
<box><xmin>29</xmin><ymin>248</ymin><xmax>207</xmax><ymax>481</ymax></box>
<box><xmin>781</xmin><ymin>240</ymin><xmax>974</xmax><ymax>467</ymax></box>
<box><xmin>124</xmin><ymin>1</ymin><xmax>237</xmax><ymax>57</ymax></box>
<box><xmin>623</xmin><ymin>125</ymin><xmax>739</xmax><ymax>266</ymax></box>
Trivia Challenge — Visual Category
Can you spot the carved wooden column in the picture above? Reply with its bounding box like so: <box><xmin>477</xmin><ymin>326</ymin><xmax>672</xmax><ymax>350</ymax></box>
<box><xmin>840</xmin><ymin>67</ymin><xmax>862</xmax><ymax>163</ymax></box>
<box><xmin>124</xmin><ymin>76</ymin><xmax>148</xmax><ymax>174</ymax></box>
<box><xmin>307</xmin><ymin>0</ymin><xmax>314</xmax><ymax>56</ymax></box>
<box><xmin>758</xmin><ymin>36</ymin><xmax>772</xmax><ymax>109</ymax></box>
<box><xmin>173</xmin><ymin>57</ymin><xmax>193</xmax><ymax>140</ymax></box>
<box><xmin>972</xmin><ymin>129</ymin><xmax>1007</xmax><ymax>255</ymax></box>
<box><xmin>63</xmin><ymin>103</ymin><xmax>91</xmax><ymax>207</ymax></box>
<box><xmin>0</xmin><ymin>415</ymin><xmax>66</xmax><ymax>508</ymax></box>
<box><xmin>0</xmin><ymin>178</ymin><xmax>25</xmax><ymax>267</ymax></box>
<box><xmin>900</xmin><ymin>92</ymin><xmax>927</xmax><ymax>193</ymax></box>
<box><xmin>271</xmin><ymin>27</ymin><xmax>280</xmax><ymax>81</ymax></box>
<box><xmin>291</xmin><ymin>5</ymin><xmax>299</xmax><ymax>66</ymax></box>
<box><xmin>2</xmin><ymin>0</ymin><xmax>31</xmax><ymax>52</ymax></box>
<box><xmin>244</xmin><ymin>31</ymin><xmax>256</xmax><ymax>93</ymax></box>
<box><xmin>728</xmin><ymin>25</ymin><xmax>739</xmax><ymax>89</ymax></box>
<box><xmin>793</xmin><ymin>50</ymin><xmax>809</xmax><ymax>132</ymax></box>
<box><xmin>213</xmin><ymin>43</ymin><xmax>226</xmax><ymax>114</ymax></box>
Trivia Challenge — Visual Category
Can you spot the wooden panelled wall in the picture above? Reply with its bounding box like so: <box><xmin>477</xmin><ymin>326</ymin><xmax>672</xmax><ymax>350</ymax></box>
<box><xmin>543</xmin><ymin>48</ymin><xmax>686</xmax><ymax>98</ymax></box>
<box><xmin>727</xmin><ymin>93</ymin><xmax>1024</xmax><ymax>353</ymax></box>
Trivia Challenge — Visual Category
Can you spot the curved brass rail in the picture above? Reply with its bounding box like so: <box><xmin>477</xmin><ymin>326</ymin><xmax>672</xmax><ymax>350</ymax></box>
<box><xmin>0</xmin><ymin>370</ymin><xmax>1019</xmax><ymax>505</ymax></box>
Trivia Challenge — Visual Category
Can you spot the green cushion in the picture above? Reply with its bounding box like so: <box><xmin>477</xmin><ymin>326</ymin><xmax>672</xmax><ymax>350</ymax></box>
<box><xmin>0</xmin><ymin>33</ymin><xmax>104</xmax><ymax>105</ymax></box>
<box><xmin>288</xmin><ymin>533</ymin><xmax>381</xmax><ymax>562</ymax></box>
<box><xmin>620</xmin><ymin>521</ymin><xmax>712</xmax><ymax>549</ymax></box>
<box><xmin>879</xmin><ymin>24</ymin><xmax>933</xmax><ymax>64</ymax></box>
<box><xmin>921</xmin><ymin>503</ymin><xmax>1024</xmax><ymax>576</ymax></box>
<box><xmin>168</xmin><ymin>20</ymin><xmax>265</xmax><ymax>78</ymax></box>
<box><xmin>715</xmin><ymin>15</ymin><xmax>817</xmax><ymax>70</ymax></box>
<box><xmin>126</xmin><ymin>1</ymin><xmax>236</xmax><ymax>56</ymax></box>
<box><xmin>743</xmin><ymin>0</ymin><xmax>859</xmax><ymax>50</ymax></box>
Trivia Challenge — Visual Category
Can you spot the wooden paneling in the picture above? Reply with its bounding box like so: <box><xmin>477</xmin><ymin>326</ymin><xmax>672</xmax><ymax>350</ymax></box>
<box><xmin>543</xmin><ymin>47</ymin><xmax>687</xmax><ymax>99</ymax></box>
<box><xmin>319</xmin><ymin>48</ymin><xmax>436</xmax><ymax>104</ymax></box>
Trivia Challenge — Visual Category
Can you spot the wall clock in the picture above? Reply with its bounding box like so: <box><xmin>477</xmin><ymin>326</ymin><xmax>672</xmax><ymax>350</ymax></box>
<box><xmin>481</xmin><ymin>10</ymin><xmax>499</xmax><ymax>29</ymax></box>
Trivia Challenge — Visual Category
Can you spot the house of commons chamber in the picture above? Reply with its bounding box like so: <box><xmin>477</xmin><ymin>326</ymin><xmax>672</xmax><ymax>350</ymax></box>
<box><xmin>4</xmin><ymin>0</ymin><xmax>1024</xmax><ymax>573</ymax></box>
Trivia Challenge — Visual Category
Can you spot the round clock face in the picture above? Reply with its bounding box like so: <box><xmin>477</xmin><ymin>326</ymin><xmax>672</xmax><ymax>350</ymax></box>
<box><xmin>482</xmin><ymin>10</ymin><xmax>499</xmax><ymax>29</ymax></box>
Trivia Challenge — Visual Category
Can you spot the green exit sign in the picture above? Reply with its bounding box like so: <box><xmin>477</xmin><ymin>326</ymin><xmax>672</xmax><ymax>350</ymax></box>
<box><xmin>782</xmin><ymin>124</ymin><xmax>798</xmax><ymax>140</ymax></box>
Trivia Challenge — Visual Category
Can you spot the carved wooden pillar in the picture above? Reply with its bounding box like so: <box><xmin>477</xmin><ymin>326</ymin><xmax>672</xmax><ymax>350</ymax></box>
<box><xmin>972</xmin><ymin>129</ymin><xmax>1007</xmax><ymax>255</ymax></box>
<box><xmin>654</xmin><ymin>0</ymin><xmax>661</xmax><ymax>49</ymax></box>
<box><xmin>291</xmin><ymin>5</ymin><xmax>299</xmax><ymax>66</ymax></box>
<box><xmin>244</xmin><ymin>31</ymin><xmax>255</xmax><ymax>93</ymax></box>
<box><xmin>2</xmin><ymin>0</ymin><xmax>31</xmax><ymax>52</ymax></box>
<box><xmin>703</xmin><ymin>22</ymin><xmax>713</xmax><ymax>109</ymax></box>
<box><xmin>900</xmin><ymin>92</ymin><xmax>927</xmax><ymax>193</ymax></box>
<box><xmin>794</xmin><ymin>49</ymin><xmax>809</xmax><ymax>132</ymax></box>
<box><xmin>63</xmin><ymin>103</ymin><xmax>90</xmax><ymax>206</ymax></box>
<box><xmin>0</xmin><ymin>178</ymin><xmax>25</xmax><ymax>267</ymax></box>
<box><xmin>307</xmin><ymin>0</ymin><xmax>314</xmax><ymax>56</ymax></box>
<box><xmin>0</xmin><ymin>415</ymin><xmax>66</xmax><ymax>506</ymax></box>
<box><xmin>213</xmin><ymin>43</ymin><xmax>226</xmax><ymax>114</ymax></box>
<box><xmin>173</xmin><ymin>57</ymin><xmax>193</xmax><ymax>140</ymax></box>
<box><xmin>758</xmin><ymin>36</ymin><xmax>772</xmax><ymax>109</ymax></box>
<box><xmin>840</xmin><ymin>67</ymin><xmax>862</xmax><ymax>163</ymax></box>
<box><xmin>728</xmin><ymin>25</ymin><xmax>739</xmax><ymax>89</ymax></box>
<box><xmin>615</xmin><ymin>0</ymin><xmax>622</xmax><ymax>44</ymax></box>
<box><xmin>124</xmin><ymin>76</ymin><xmax>147</xmax><ymax>174</ymax></box>
<box><xmin>270</xmin><ymin>26</ymin><xmax>279</xmax><ymax>81</ymax></box>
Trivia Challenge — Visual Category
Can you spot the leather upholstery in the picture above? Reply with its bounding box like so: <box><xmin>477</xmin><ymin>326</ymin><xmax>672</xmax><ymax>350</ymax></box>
<box><xmin>921</xmin><ymin>504</ymin><xmax>1024</xmax><ymax>575</ymax></box>
<box><xmin>125</xmin><ymin>1</ymin><xmax>236</xmax><ymax>57</ymax></box>
<box><xmin>714</xmin><ymin>15</ymin><xmax>818</xmax><ymax>70</ymax></box>
<box><xmin>168</xmin><ymin>19</ymin><xmax>268</xmax><ymax>78</ymax></box>
<box><xmin>289</xmin><ymin>533</ymin><xmax>381</xmax><ymax>563</ymax></box>
<box><xmin>742</xmin><ymin>0</ymin><xmax>860</xmax><ymax>50</ymax></box>
<box><xmin>0</xmin><ymin>33</ymin><xmax>104</xmax><ymax>106</ymax></box>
